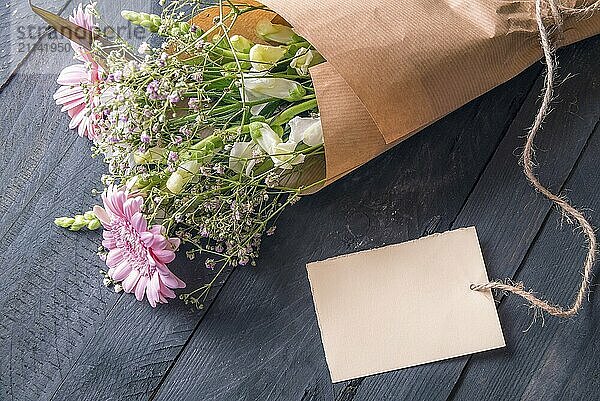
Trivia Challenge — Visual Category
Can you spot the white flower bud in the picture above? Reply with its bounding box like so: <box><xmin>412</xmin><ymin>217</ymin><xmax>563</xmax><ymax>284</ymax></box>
<box><xmin>54</xmin><ymin>217</ymin><xmax>75</xmax><ymax>228</ymax></box>
<box><xmin>290</xmin><ymin>47</ymin><xmax>324</xmax><ymax>76</ymax></box>
<box><xmin>288</xmin><ymin>116</ymin><xmax>324</xmax><ymax>147</ymax></box>
<box><xmin>250</xmin><ymin>122</ymin><xmax>281</xmax><ymax>152</ymax></box>
<box><xmin>167</xmin><ymin>160</ymin><xmax>200</xmax><ymax>194</ymax></box>
<box><xmin>256</xmin><ymin>19</ymin><xmax>303</xmax><ymax>45</ymax></box>
<box><xmin>230</xmin><ymin>35</ymin><xmax>254</xmax><ymax>53</ymax></box>
<box><xmin>70</xmin><ymin>215</ymin><xmax>88</xmax><ymax>231</ymax></box>
<box><xmin>87</xmin><ymin>219</ymin><xmax>101</xmax><ymax>231</ymax></box>
<box><xmin>249</xmin><ymin>44</ymin><xmax>287</xmax><ymax>71</ymax></box>
<box><xmin>271</xmin><ymin>142</ymin><xmax>305</xmax><ymax>169</ymax></box>
<box><xmin>133</xmin><ymin>146</ymin><xmax>167</xmax><ymax>165</ymax></box>
<box><xmin>229</xmin><ymin>141</ymin><xmax>261</xmax><ymax>176</ymax></box>
<box><xmin>243</xmin><ymin>77</ymin><xmax>306</xmax><ymax>102</ymax></box>
<box><xmin>249</xmin><ymin>122</ymin><xmax>304</xmax><ymax>169</ymax></box>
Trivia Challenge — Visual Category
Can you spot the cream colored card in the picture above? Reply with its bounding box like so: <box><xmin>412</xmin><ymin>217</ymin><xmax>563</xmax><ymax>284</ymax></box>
<box><xmin>306</xmin><ymin>227</ymin><xmax>505</xmax><ymax>382</ymax></box>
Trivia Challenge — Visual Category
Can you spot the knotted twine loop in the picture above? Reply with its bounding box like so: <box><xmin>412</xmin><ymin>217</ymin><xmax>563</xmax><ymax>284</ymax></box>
<box><xmin>471</xmin><ymin>0</ymin><xmax>600</xmax><ymax>318</ymax></box>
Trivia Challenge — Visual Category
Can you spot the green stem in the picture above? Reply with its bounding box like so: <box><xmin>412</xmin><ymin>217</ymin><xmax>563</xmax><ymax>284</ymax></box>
<box><xmin>269</xmin><ymin>99</ymin><xmax>318</xmax><ymax>126</ymax></box>
<box><xmin>190</xmin><ymin>134</ymin><xmax>223</xmax><ymax>153</ymax></box>
<box><xmin>208</xmin><ymin>46</ymin><xmax>251</xmax><ymax>62</ymax></box>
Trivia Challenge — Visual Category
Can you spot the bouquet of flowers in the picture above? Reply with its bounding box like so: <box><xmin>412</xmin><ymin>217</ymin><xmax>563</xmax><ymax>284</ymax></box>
<box><xmin>35</xmin><ymin>0</ymin><xmax>600</xmax><ymax>309</ymax></box>
<box><xmin>45</xmin><ymin>1</ymin><xmax>326</xmax><ymax>307</ymax></box>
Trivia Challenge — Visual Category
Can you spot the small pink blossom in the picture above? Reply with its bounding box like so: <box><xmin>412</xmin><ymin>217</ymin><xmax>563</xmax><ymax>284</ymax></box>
<box><xmin>93</xmin><ymin>186</ymin><xmax>186</xmax><ymax>307</ymax></box>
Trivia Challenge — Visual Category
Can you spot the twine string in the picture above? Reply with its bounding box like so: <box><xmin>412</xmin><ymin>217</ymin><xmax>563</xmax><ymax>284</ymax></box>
<box><xmin>470</xmin><ymin>0</ymin><xmax>600</xmax><ymax>318</ymax></box>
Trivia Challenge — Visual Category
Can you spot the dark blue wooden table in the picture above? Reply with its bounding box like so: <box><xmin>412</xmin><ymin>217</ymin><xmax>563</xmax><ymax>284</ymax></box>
<box><xmin>1</xmin><ymin>1</ymin><xmax>600</xmax><ymax>400</ymax></box>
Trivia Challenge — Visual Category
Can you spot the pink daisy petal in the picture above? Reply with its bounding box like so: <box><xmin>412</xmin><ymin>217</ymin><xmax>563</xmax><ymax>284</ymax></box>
<box><xmin>150</xmin><ymin>225</ymin><xmax>166</xmax><ymax>235</ymax></box>
<box><xmin>112</xmin><ymin>191</ymin><xmax>127</xmax><ymax>215</ymax></box>
<box><xmin>135</xmin><ymin>275</ymin><xmax>148</xmax><ymax>301</ymax></box>
<box><xmin>93</xmin><ymin>205</ymin><xmax>111</xmax><ymax>226</ymax></box>
<box><xmin>152</xmin><ymin>249</ymin><xmax>176</xmax><ymax>265</ymax></box>
<box><xmin>60</xmin><ymin>98</ymin><xmax>86</xmax><ymax>113</ymax></box>
<box><xmin>59</xmin><ymin>95</ymin><xmax>85</xmax><ymax>108</ymax></box>
<box><xmin>122</xmin><ymin>269</ymin><xmax>141</xmax><ymax>293</ymax></box>
<box><xmin>77</xmin><ymin>118</ymin><xmax>88</xmax><ymax>137</ymax></box>
<box><xmin>68</xmin><ymin>4</ymin><xmax>96</xmax><ymax>61</ymax></box>
<box><xmin>112</xmin><ymin>261</ymin><xmax>132</xmax><ymax>282</ymax></box>
<box><xmin>147</xmin><ymin>273</ymin><xmax>161</xmax><ymax>307</ymax></box>
<box><xmin>106</xmin><ymin>248</ymin><xmax>123</xmax><ymax>269</ymax></box>
<box><xmin>56</xmin><ymin>73</ymin><xmax>84</xmax><ymax>86</ymax></box>
<box><xmin>103</xmin><ymin>193</ymin><xmax>122</xmax><ymax>216</ymax></box>
<box><xmin>85</xmin><ymin>119</ymin><xmax>96</xmax><ymax>140</ymax></box>
<box><xmin>159</xmin><ymin>281</ymin><xmax>176</xmax><ymax>299</ymax></box>
<box><xmin>67</xmin><ymin>103</ymin><xmax>85</xmax><ymax>119</ymax></box>
<box><xmin>151</xmin><ymin>235</ymin><xmax>168</xmax><ymax>250</ymax></box>
<box><xmin>55</xmin><ymin>91</ymin><xmax>85</xmax><ymax>105</ymax></box>
<box><xmin>155</xmin><ymin>263</ymin><xmax>170</xmax><ymax>275</ymax></box>
<box><xmin>54</xmin><ymin>85</ymin><xmax>83</xmax><ymax>100</ymax></box>
<box><xmin>57</xmin><ymin>65</ymin><xmax>88</xmax><ymax>85</ymax></box>
<box><xmin>159</xmin><ymin>272</ymin><xmax>186</xmax><ymax>289</ymax></box>
<box><xmin>131</xmin><ymin>212</ymin><xmax>148</xmax><ymax>232</ymax></box>
<box><xmin>123</xmin><ymin>197</ymin><xmax>143</xmax><ymax>219</ymax></box>
<box><xmin>140</xmin><ymin>231</ymin><xmax>155</xmax><ymax>247</ymax></box>
<box><xmin>69</xmin><ymin>109</ymin><xmax>86</xmax><ymax>130</ymax></box>
<box><xmin>102</xmin><ymin>238</ymin><xmax>116</xmax><ymax>249</ymax></box>
<box><xmin>70</xmin><ymin>4</ymin><xmax>95</xmax><ymax>30</ymax></box>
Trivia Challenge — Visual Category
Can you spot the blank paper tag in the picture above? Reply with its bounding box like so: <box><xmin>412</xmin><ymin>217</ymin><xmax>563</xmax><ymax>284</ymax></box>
<box><xmin>307</xmin><ymin>227</ymin><xmax>505</xmax><ymax>382</ymax></box>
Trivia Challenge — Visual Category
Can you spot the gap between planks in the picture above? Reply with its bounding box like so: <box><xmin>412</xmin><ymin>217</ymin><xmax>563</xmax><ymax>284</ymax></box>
<box><xmin>333</xmin><ymin>66</ymin><xmax>545</xmax><ymax>401</ymax></box>
<box><xmin>445</xmin><ymin>114</ymin><xmax>600</xmax><ymax>401</ymax></box>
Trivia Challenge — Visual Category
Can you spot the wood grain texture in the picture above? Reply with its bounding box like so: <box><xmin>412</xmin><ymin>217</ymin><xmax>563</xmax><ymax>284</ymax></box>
<box><xmin>0</xmin><ymin>1</ymin><xmax>156</xmax><ymax>400</ymax></box>
<box><xmin>0</xmin><ymin>52</ymin><xmax>118</xmax><ymax>401</ymax></box>
<box><xmin>446</xmin><ymin>48</ymin><xmax>600</xmax><ymax>401</ymax></box>
<box><xmin>449</xmin><ymin>123</ymin><xmax>600</xmax><ymax>400</ymax></box>
<box><xmin>148</xmin><ymin>63</ymin><xmax>543</xmax><ymax>401</ymax></box>
<box><xmin>0</xmin><ymin>0</ymin><xmax>72</xmax><ymax>88</ymax></box>
<box><xmin>351</xmin><ymin>35</ymin><xmax>600</xmax><ymax>401</ymax></box>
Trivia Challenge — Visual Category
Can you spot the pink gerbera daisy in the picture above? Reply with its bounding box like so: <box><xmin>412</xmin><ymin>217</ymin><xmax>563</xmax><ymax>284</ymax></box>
<box><xmin>53</xmin><ymin>62</ymin><xmax>102</xmax><ymax>139</ymax></box>
<box><xmin>93</xmin><ymin>186</ymin><xmax>186</xmax><ymax>307</ymax></box>
<box><xmin>69</xmin><ymin>2</ymin><xmax>97</xmax><ymax>63</ymax></box>
<box><xmin>53</xmin><ymin>3</ymin><xmax>103</xmax><ymax>140</ymax></box>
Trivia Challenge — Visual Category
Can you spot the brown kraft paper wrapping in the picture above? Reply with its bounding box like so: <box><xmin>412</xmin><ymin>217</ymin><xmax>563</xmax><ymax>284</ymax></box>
<box><xmin>196</xmin><ymin>1</ymin><xmax>600</xmax><ymax>187</ymax></box>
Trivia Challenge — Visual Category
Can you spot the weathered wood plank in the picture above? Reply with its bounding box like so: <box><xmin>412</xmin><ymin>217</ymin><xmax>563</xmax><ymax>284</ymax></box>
<box><xmin>447</xmin><ymin>93</ymin><xmax>600</xmax><ymax>400</ymax></box>
<box><xmin>147</xmin><ymin>63</ymin><xmax>543</xmax><ymax>400</ymax></box>
<box><xmin>351</xmin><ymin>36</ymin><xmax>600</xmax><ymax>401</ymax></box>
<box><xmin>0</xmin><ymin>1</ymin><xmax>156</xmax><ymax>400</ymax></box>
<box><xmin>0</xmin><ymin>71</ymin><xmax>118</xmax><ymax>400</ymax></box>
<box><xmin>0</xmin><ymin>0</ymin><xmax>76</xmax><ymax>213</ymax></box>
<box><xmin>0</xmin><ymin>0</ymin><xmax>72</xmax><ymax>88</ymax></box>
